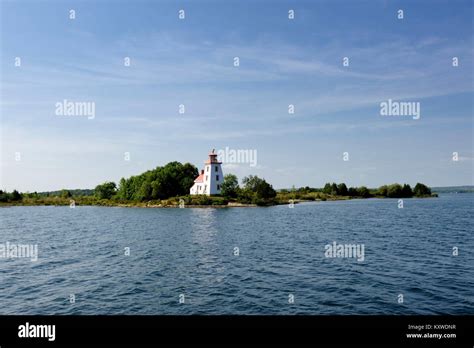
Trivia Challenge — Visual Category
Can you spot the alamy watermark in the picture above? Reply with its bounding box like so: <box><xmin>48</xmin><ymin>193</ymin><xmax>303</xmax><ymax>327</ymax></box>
<box><xmin>217</xmin><ymin>147</ymin><xmax>258</xmax><ymax>167</ymax></box>
<box><xmin>55</xmin><ymin>99</ymin><xmax>95</xmax><ymax>119</ymax></box>
<box><xmin>0</xmin><ymin>242</ymin><xmax>38</xmax><ymax>262</ymax></box>
<box><xmin>18</xmin><ymin>322</ymin><xmax>55</xmax><ymax>341</ymax></box>
<box><xmin>324</xmin><ymin>241</ymin><xmax>365</xmax><ymax>262</ymax></box>
<box><xmin>380</xmin><ymin>99</ymin><xmax>420</xmax><ymax>120</ymax></box>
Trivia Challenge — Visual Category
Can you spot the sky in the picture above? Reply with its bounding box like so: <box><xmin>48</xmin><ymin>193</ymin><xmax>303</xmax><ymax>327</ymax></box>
<box><xmin>0</xmin><ymin>0</ymin><xmax>473</xmax><ymax>192</ymax></box>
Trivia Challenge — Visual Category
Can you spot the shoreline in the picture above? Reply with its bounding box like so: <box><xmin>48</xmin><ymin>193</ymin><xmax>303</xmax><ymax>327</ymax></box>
<box><xmin>0</xmin><ymin>195</ymin><xmax>437</xmax><ymax>208</ymax></box>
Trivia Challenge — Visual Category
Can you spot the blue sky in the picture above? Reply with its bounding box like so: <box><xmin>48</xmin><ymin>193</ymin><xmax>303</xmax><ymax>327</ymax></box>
<box><xmin>1</xmin><ymin>0</ymin><xmax>473</xmax><ymax>191</ymax></box>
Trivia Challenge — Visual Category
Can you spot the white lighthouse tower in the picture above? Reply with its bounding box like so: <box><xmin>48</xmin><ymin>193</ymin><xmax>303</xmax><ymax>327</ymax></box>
<box><xmin>190</xmin><ymin>149</ymin><xmax>224</xmax><ymax>195</ymax></box>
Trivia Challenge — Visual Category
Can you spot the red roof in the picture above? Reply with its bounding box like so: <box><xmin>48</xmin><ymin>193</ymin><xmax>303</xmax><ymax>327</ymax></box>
<box><xmin>194</xmin><ymin>174</ymin><xmax>204</xmax><ymax>183</ymax></box>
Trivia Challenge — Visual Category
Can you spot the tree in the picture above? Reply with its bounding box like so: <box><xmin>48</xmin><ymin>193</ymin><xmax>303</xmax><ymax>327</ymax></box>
<box><xmin>323</xmin><ymin>183</ymin><xmax>332</xmax><ymax>194</ymax></box>
<box><xmin>337</xmin><ymin>183</ymin><xmax>348</xmax><ymax>196</ymax></box>
<box><xmin>150</xmin><ymin>179</ymin><xmax>164</xmax><ymax>199</ymax></box>
<box><xmin>116</xmin><ymin>162</ymin><xmax>198</xmax><ymax>201</ymax></box>
<box><xmin>401</xmin><ymin>184</ymin><xmax>413</xmax><ymax>198</ymax></box>
<box><xmin>180</xmin><ymin>163</ymin><xmax>199</xmax><ymax>194</ymax></box>
<box><xmin>60</xmin><ymin>189</ymin><xmax>72</xmax><ymax>198</ymax></box>
<box><xmin>11</xmin><ymin>189</ymin><xmax>22</xmax><ymax>201</ymax></box>
<box><xmin>0</xmin><ymin>190</ymin><xmax>7</xmax><ymax>202</ymax></box>
<box><xmin>348</xmin><ymin>187</ymin><xmax>358</xmax><ymax>196</ymax></box>
<box><xmin>95</xmin><ymin>182</ymin><xmax>117</xmax><ymax>199</ymax></box>
<box><xmin>413</xmin><ymin>183</ymin><xmax>431</xmax><ymax>197</ymax></box>
<box><xmin>357</xmin><ymin>186</ymin><xmax>371</xmax><ymax>198</ymax></box>
<box><xmin>387</xmin><ymin>184</ymin><xmax>403</xmax><ymax>198</ymax></box>
<box><xmin>330</xmin><ymin>183</ymin><xmax>338</xmax><ymax>195</ymax></box>
<box><xmin>377</xmin><ymin>185</ymin><xmax>388</xmax><ymax>197</ymax></box>
<box><xmin>137</xmin><ymin>181</ymin><xmax>152</xmax><ymax>201</ymax></box>
<box><xmin>221</xmin><ymin>174</ymin><xmax>239</xmax><ymax>198</ymax></box>
<box><xmin>117</xmin><ymin>178</ymin><xmax>131</xmax><ymax>200</ymax></box>
<box><xmin>242</xmin><ymin>175</ymin><xmax>276</xmax><ymax>200</ymax></box>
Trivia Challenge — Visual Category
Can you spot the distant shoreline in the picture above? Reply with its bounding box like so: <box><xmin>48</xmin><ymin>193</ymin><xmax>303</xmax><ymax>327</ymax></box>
<box><xmin>0</xmin><ymin>194</ymin><xmax>439</xmax><ymax>208</ymax></box>
<box><xmin>0</xmin><ymin>180</ymin><xmax>450</xmax><ymax>208</ymax></box>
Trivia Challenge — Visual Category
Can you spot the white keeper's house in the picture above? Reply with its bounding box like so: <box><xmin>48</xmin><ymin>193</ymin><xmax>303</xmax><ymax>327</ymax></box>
<box><xmin>190</xmin><ymin>149</ymin><xmax>224</xmax><ymax>195</ymax></box>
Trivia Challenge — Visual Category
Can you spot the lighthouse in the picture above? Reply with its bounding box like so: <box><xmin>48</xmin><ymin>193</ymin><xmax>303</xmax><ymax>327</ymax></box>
<box><xmin>190</xmin><ymin>149</ymin><xmax>224</xmax><ymax>195</ymax></box>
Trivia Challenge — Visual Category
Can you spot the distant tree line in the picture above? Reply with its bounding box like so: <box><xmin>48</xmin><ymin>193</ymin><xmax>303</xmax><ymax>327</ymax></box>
<box><xmin>322</xmin><ymin>183</ymin><xmax>372</xmax><ymax>198</ymax></box>
<box><xmin>0</xmin><ymin>189</ymin><xmax>22</xmax><ymax>202</ymax></box>
<box><xmin>13</xmin><ymin>189</ymin><xmax>94</xmax><ymax>200</ymax></box>
<box><xmin>0</xmin><ymin>165</ymin><xmax>432</xmax><ymax>207</ymax></box>
<box><xmin>376</xmin><ymin>183</ymin><xmax>431</xmax><ymax>198</ymax></box>
<box><xmin>301</xmin><ymin>182</ymin><xmax>431</xmax><ymax>198</ymax></box>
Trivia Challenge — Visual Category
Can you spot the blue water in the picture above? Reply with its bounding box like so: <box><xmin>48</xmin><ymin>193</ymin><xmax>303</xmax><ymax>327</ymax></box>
<box><xmin>0</xmin><ymin>194</ymin><xmax>473</xmax><ymax>314</ymax></box>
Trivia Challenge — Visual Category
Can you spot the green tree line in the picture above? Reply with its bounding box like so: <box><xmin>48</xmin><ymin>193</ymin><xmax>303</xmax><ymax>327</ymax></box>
<box><xmin>320</xmin><ymin>182</ymin><xmax>431</xmax><ymax>198</ymax></box>
<box><xmin>0</xmin><ymin>163</ymin><xmax>432</xmax><ymax>207</ymax></box>
<box><xmin>0</xmin><ymin>189</ymin><xmax>22</xmax><ymax>202</ymax></box>
<box><xmin>96</xmin><ymin>161</ymin><xmax>199</xmax><ymax>201</ymax></box>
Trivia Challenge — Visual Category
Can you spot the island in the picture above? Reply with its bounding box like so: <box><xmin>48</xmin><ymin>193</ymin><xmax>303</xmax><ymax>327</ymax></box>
<box><xmin>0</xmin><ymin>161</ymin><xmax>436</xmax><ymax>208</ymax></box>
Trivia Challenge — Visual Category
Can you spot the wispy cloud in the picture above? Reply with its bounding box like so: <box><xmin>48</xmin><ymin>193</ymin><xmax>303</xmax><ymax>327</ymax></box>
<box><xmin>1</xmin><ymin>1</ymin><xmax>472</xmax><ymax>191</ymax></box>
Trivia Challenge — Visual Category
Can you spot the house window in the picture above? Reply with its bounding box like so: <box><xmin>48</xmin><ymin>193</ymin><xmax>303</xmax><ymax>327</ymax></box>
<box><xmin>215</xmin><ymin>166</ymin><xmax>218</xmax><ymax>171</ymax></box>
<box><xmin>206</xmin><ymin>176</ymin><xmax>208</xmax><ymax>181</ymax></box>
<box><xmin>216</xmin><ymin>175</ymin><xmax>219</xmax><ymax>181</ymax></box>
<box><xmin>217</xmin><ymin>185</ymin><xmax>220</xmax><ymax>190</ymax></box>
<box><xmin>206</xmin><ymin>166</ymin><xmax>209</xmax><ymax>172</ymax></box>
